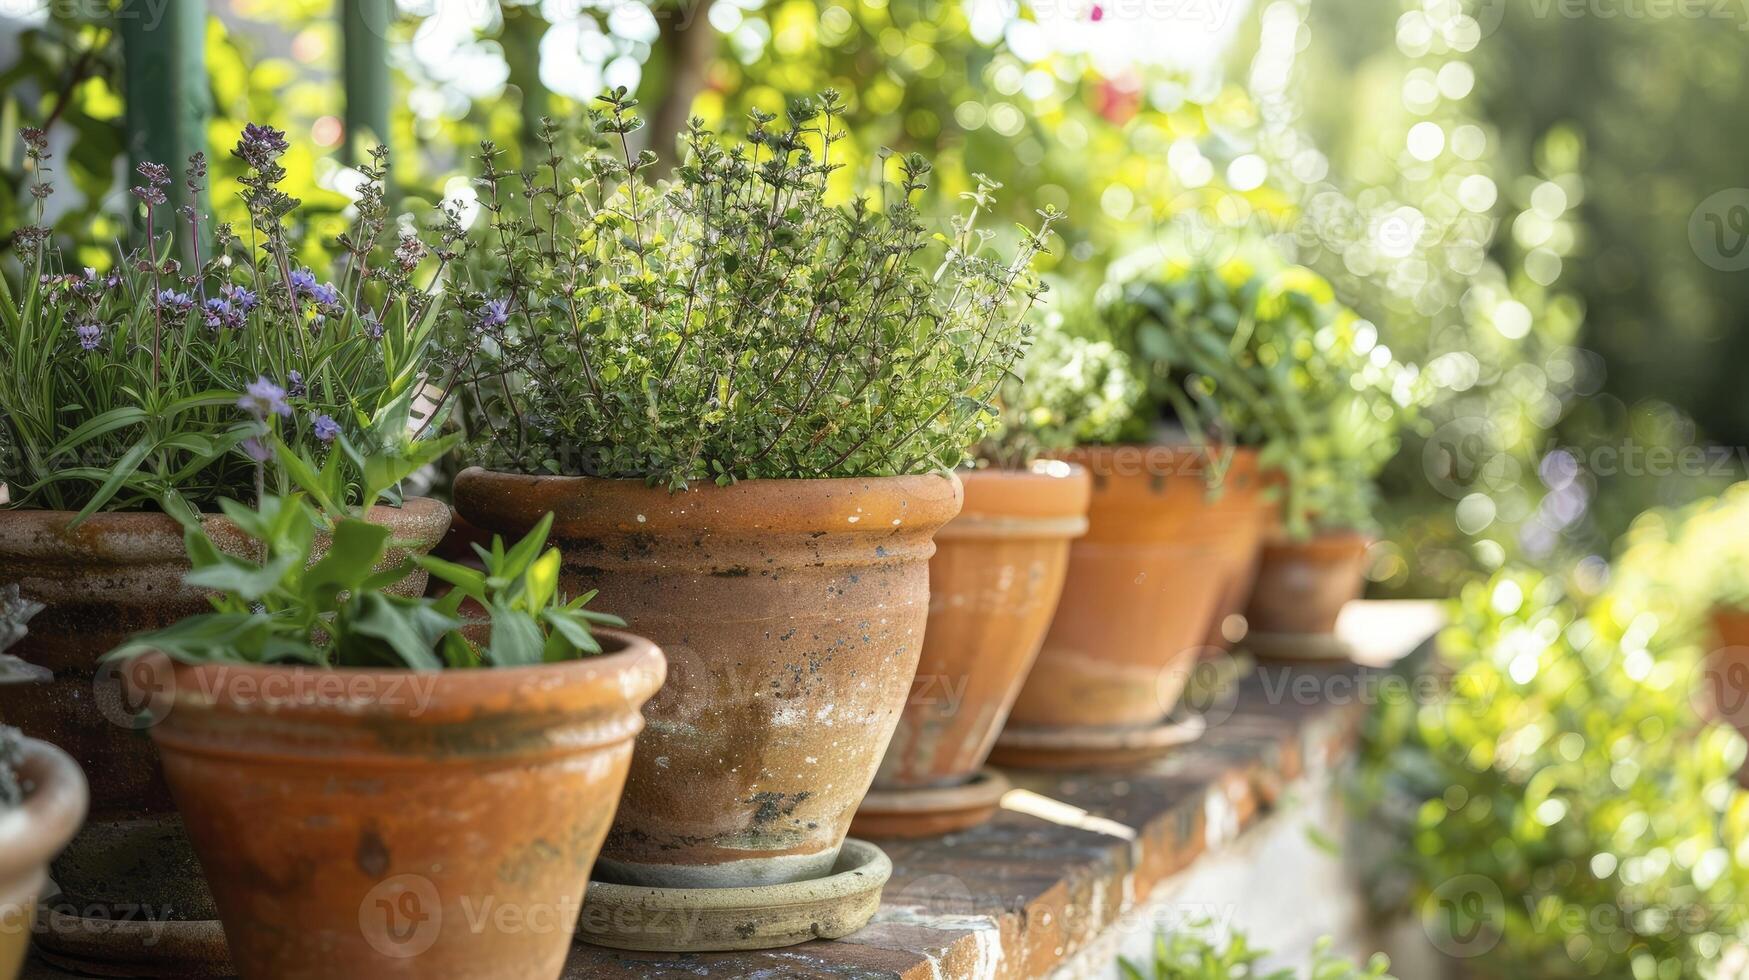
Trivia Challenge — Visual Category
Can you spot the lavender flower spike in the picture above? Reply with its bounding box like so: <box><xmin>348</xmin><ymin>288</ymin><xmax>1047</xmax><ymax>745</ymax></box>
<box><xmin>237</xmin><ymin>376</ymin><xmax>293</xmax><ymax>420</ymax></box>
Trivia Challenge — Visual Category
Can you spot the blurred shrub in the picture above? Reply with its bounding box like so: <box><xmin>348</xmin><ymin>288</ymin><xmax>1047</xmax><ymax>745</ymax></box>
<box><xmin>1120</xmin><ymin>928</ymin><xmax>1393</xmax><ymax>979</ymax></box>
<box><xmin>1355</xmin><ymin>568</ymin><xmax>1749</xmax><ymax>978</ymax></box>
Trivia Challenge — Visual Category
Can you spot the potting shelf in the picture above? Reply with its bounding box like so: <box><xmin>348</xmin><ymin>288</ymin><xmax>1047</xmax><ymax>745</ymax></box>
<box><xmin>25</xmin><ymin>600</ymin><xmax>1443</xmax><ymax>980</ymax></box>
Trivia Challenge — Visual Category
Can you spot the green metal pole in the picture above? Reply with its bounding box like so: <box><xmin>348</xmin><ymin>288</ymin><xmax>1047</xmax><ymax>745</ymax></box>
<box><xmin>342</xmin><ymin>0</ymin><xmax>392</xmax><ymax>165</ymax></box>
<box><xmin>501</xmin><ymin>2</ymin><xmax>549</xmax><ymax>167</ymax></box>
<box><xmin>121</xmin><ymin>0</ymin><xmax>211</xmax><ymax>254</ymax></box>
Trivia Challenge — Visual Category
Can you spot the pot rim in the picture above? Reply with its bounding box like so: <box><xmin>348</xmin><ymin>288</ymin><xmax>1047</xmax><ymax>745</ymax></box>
<box><xmin>453</xmin><ymin>467</ymin><xmax>964</xmax><ymax>537</ymax></box>
<box><xmin>154</xmin><ymin>626</ymin><xmax>665</xmax><ymax>723</ymax></box>
<box><xmin>1054</xmin><ymin>443</ymin><xmax>1268</xmax><ymax>485</ymax></box>
<box><xmin>943</xmin><ymin>462</ymin><xmax>1092</xmax><ymax>539</ymax></box>
<box><xmin>962</xmin><ymin>459</ymin><xmax>1088</xmax><ymax>481</ymax></box>
<box><xmin>0</xmin><ymin>495</ymin><xmax>451</xmax><ymax>561</ymax></box>
<box><xmin>0</xmin><ymin>737</ymin><xmax>89</xmax><ymax>884</ymax></box>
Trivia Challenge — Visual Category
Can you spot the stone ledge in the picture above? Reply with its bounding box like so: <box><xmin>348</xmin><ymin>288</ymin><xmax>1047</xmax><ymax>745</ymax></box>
<box><xmin>27</xmin><ymin>601</ymin><xmax>1443</xmax><ymax>980</ymax></box>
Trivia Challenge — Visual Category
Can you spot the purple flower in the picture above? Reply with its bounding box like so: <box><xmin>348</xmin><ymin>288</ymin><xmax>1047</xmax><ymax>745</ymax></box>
<box><xmin>241</xmin><ymin>437</ymin><xmax>272</xmax><ymax>463</ymax></box>
<box><xmin>289</xmin><ymin>268</ymin><xmax>318</xmax><ymax>296</ymax></box>
<box><xmin>310</xmin><ymin>281</ymin><xmax>342</xmax><ymax>308</ymax></box>
<box><xmin>287</xmin><ymin>370</ymin><xmax>306</xmax><ymax>399</ymax></box>
<box><xmin>222</xmin><ymin>283</ymin><xmax>259</xmax><ymax>312</ymax></box>
<box><xmin>155</xmin><ymin>289</ymin><xmax>195</xmax><ymax>314</ymax></box>
<box><xmin>360</xmin><ymin>312</ymin><xmax>385</xmax><ymax>341</ymax></box>
<box><xmin>310</xmin><ymin>414</ymin><xmax>341</xmax><ymax>444</ymax></box>
<box><xmin>476</xmin><ymin>297</ymin><xmax>511</xmax><ymax>333</ymax></box>
<box><xmin>203</xmin><ymin>298</ymin><xmax>242</xmax><ymax>330</ymax></box>
<box><xmin>237</xmin><ymin>376</ymin><xmax>292</xmax><ymax>420</ymax></box>
<box><xmin>234</xmin><ymin>124</ymin><xmax>289</xmax><ymax>170</ymax></box>
<box><xmin>75</xmin><ymin>322</ymin><xmax>102</xmax><ymax>351</ymax></box>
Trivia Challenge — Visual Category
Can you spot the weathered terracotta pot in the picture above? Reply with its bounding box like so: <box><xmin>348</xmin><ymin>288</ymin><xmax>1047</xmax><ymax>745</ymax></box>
<box><xmin>149</xmin><ymin>631</ymin><xmax>664</xmax><ymax>980</ymax></box>
<box><xmin>0</xmin><ymin>499</ymin><xmax>450</xmax><ymax>925</ymax></box>
<box><xmin>0</xmin><ymin>738</ymin><xmax>88</xmax><ymax>980</ymax></box>
<box><xmin>1243</xmin><ymin>529</ymin><xmax>1372</xmax><ymax>637</ymax></box>
<box><xmin>1197</xmin><ymin>450</ymin><xmax>1274</xmax><ymax>650</ymax></box>
<box><xmin>453</xmin><ymin>469</ymin><xmax>963</xmax><ymax>888</ymax></box>
<box><xmin>856</xmin><ymin>463</ymin><xmax>1088</xmax><ymax>833</ymax></box>
<box><xmin>1005</xmin><ymin>445</ymin><xmax>1248</xmax><ymax>731</ymax></box>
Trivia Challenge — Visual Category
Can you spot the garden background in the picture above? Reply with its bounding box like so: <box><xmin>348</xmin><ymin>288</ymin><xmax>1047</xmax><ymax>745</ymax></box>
<box><xmin>6</xmin><ymin>0</ymin><xmax>1749</xmax><ymax>975</ymax></box>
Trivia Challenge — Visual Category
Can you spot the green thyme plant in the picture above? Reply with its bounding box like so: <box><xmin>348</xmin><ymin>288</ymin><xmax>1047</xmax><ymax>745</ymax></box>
<box><xmin>437</xmin><ymin>90</ymin><xmax>1060</xmax><ymax>489</ymax></box>
<box><xmin>975</xmin><ymin>311</ymin><xmax>1142</xmax><ymax>469</ymax></box>
<box><xmin>0</xmin><ymin>126</ymin><xmax>456</xmax><ymax>521</ymax></box>
<box><xmin>1106</xmin><ymin>259</ymin><xmax>1425</xmax><ymax>537</ymax></box>
<box><xmin>1120</xmin><ymin>928</ymin><xmax>1394</xmax><ymax>980</ymax></box>
<box><xmin>106</xmin><ymin>448</ymin><xmax>621</xmax><ymax>670</ymax></box>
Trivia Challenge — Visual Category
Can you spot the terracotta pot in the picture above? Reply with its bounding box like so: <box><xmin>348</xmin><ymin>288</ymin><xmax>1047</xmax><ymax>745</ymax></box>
<box><xmin>0</xmin><ymin>498</ymin><xmax>450</xmax><ymax>923</ymax></box>
<box><xmin>1243</xmin><ymin>529</ymin><xmax>1372</xmax><ymax>636</ymax></box>
<box><xmin>0</xmin><ymin>738</ymin><xmax>88</xmax><ymax>980</ymax></box>
<box><xmin>454</xmin><ymin>469</ymin><xmax>962</xmax><ymax>888</ymax></box>
<box><xmin>149</xmin><ymin>630</ymin><xmax>664</xmax><ymax>980</ymax></box>
<box><xmin>1705</xmin><ymin>607</ymin><xmax>1749</xmax><ymax>785</ymax></box>
<box><xmin>1006</xmin><ymin>445</ymin><xmax>1250</xmax><ymax>730</ymax></box>
<box><xmin>869</xmin><ymin>462</ymin><xmax>1089</xmax><ymax>792</ymax></box>
<box><xmin>1198</xmin><ymin>451</ymin><xmax>1275</xmax><ymax>650</ymax></box>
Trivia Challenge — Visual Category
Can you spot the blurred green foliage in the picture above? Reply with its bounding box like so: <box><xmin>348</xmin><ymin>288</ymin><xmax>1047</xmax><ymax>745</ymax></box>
<box><xmin>1103</xmin><ymin>257</ymin><xmax>1426</xmax><ymax>536</ymax></box>
<box><xmin>1356</xmin><ymin>567</ymin><xmax>1749</xmax><ymax>978</ymax></box>
<box><xmin>1119</xmin><ymin>928</ymin><xmax>1394</xmax><ymax>979</ymax></box>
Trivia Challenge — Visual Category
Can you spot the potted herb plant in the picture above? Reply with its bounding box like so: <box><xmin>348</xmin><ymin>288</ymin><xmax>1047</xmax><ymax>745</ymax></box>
<box><xmin>103</xmin><ymin>457</ymin><xmax>664</xmax><ymax>980</ymax></box>
<box><xmin>447</xmin><ymin>92</ymin><xmax>1054</xmax><ymax>941</ymax></box>
<box><xmin>1111</xmin><ymin>262</ymin><xmax>1422</xmax><ymax>659</ymax></box>
<box><xmin>854</xmin><ymin>323</ymin><xmax>1132</xmax><ymax>837</ymax></box>
<box><xmin>0</xmin><ymin>127</ymin><xmax>453</xmax><ymax>968</ymax></box>
<box><xmin>991</xmin><ymin>271</ymin><xmax>1278</xmax><ymax>769</ymax></box>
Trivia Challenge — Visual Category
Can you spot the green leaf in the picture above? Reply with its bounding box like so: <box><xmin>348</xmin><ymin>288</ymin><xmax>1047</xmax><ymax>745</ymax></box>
<box><xmin>46</xmin><ymin>406</ymin><xmax>147</xmax><ymax>455</ymax></box>
<box><xmin>344</xmin><ymin>593</ymin><xmax>454</xmax><ymax>670</ymax></box>
<box><xmin>183</xmin><ymin>550</ymin><xmax>300</xmax><ymax>602</ymax></box>
<box><xmin>68</xmin><ymin>439</ymin><xmax>152</xmax><ymax>526</ymax></box>
<box><xmin>542</xmin><ymin>608</ymin><xmax>602</xmax><ymax>656</ymax></box>
<box><xmin>484</xmin><ymin>605</ymin><xmax>544</xmax><ymax>667</ymax></box>
<box><xmin>304</xmin><ymin>518</ymin><xmax>394</xmax><ymax>601</ymax></box>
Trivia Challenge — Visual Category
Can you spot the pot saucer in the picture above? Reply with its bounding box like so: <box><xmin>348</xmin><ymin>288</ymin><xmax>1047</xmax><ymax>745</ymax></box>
<box><xmin>32</xmin><ymin>897</ymin><xmax>231</xmax><ymax>977</ymax></box>
<box><xmin>989</xmin><ymin>714</ymin><xmax>1206</xmax><ymax>770</ymax></box>
<box><xmin>851</xmin><ymin>768</ymin><xmax>1011</xmax><ymax>839</ymax></box>
<box><xmin>1244</xmin><ymin>630</ymin><xmax>1355</xmax><ymax>663</ymax></box>
<box><xmin>576</xmin><ymin>838</ymin><xmax>891</xmax><ymax>952</ymax></box>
